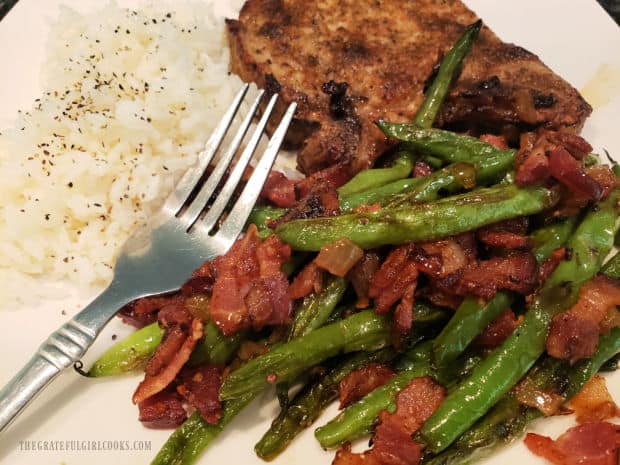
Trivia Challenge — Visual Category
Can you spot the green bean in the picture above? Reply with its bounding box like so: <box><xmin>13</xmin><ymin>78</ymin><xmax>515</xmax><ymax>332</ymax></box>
<box><xmin>315</xmin><ymin>342</ymin><xmax>433</xmax><ymax>449</ymax></box>
<box><xmin>277</xmin><ymin>184</ymin><xmax>557</xmax><ymax>251</ymax></box>
<box><xmin>419</xmin><ymin>188</ymin><xmax>620</xmax><ymax>453</ymax></box>
<box><xmin>377</xmin><ymin>123</ymin><xmax>517</xmax><ymax>165</ymax></box>
<box><xmin>531</xmin><ymin>217</ymin><xmax>578</xmax><ymax>263</ymax></box>
<box><xmin>337</xmin><ymin>154</ymin><xmax>414</xmax><ymax>197</ymax></box>
<box><xmin>432</xmin><ymin>292</ymin><xmax>513</xmax><ymax>368</ymax></box>
<box><xmin>289</xmin><ymin>276</ymin><xmax>348</xmax><ymax>339</ymax></box>
<box><xmin>414</xmin><ymin>20</ymin><xmax>481</xmax><ymax>127</ymax></box>
<box><xmin>88</xmin><ymin>322</ymin><xmax>163</xmax><ymax>377</ymax></box>
<box><xmin>432</xmin><ymin>217</ymin><xmax>576</xmax><ymax>367</ymax></box>
<box><xmin>602</xmin><ymin>250</ymin><xmax>620</xmax><ymax>279</ymax></box>
<box><xmin>423</xmin><ymin>327</ymin><xmax>620</xmax><ymax>465</ymax></box>
<box><xmin>337</xmin><ymin>21</ymin><xmax>481</xmax><ymax>196</ymax></box>
<box><xmin>219</xmin><ymin>310</ymin><xmax>391</xmax><ymax>400</ymax></box>
<box><xmin>255</xmin><ymin>348</ymin><xmax>396</xmax><ymax>460</ymax></box>
<box><xmin>151</xmin><ymin>394</ymin><xmax>255</xmax><ymax>465</ymax></box>
<box><xmin>189</xmin><ymin>322</ymin><xmax>245</xmax><ymax>367</ymax></box>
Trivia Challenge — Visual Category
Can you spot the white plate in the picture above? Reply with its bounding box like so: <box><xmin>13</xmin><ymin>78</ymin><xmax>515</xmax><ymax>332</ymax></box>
<box><xmin>0</xmin><ymin>1</ymin><xmax>619</xmax><ymax>464</ymax></box>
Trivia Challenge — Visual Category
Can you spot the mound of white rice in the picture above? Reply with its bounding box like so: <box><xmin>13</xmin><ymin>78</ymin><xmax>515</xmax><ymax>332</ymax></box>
<box><xmin>0</xmin><ymin>1</ymin><xmax>245</xmax><ymax>306</ymax></box>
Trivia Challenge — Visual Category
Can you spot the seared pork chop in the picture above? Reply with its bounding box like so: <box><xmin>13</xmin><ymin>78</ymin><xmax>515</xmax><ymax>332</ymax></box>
<box><xmin>226</xmin><ymin>0</ymin><xmax>591</xmax><ymax>175</ymax></box>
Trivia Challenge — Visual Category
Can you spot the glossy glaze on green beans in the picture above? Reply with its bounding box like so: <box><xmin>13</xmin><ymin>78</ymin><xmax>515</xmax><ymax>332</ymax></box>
<box><xmin>419</xmin><ymin>188</ymin><xmax>620</xmax><ymax>453</ymax></box>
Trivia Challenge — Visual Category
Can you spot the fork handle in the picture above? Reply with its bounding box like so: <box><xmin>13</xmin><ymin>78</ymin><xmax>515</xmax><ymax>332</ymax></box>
<box><xmin>0</xmin><ymin>285</ymin><xmax>129</xmax><ymax>433</ymax></box>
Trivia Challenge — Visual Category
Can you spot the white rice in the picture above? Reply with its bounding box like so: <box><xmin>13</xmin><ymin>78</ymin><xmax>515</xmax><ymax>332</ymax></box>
<box><xmin>0</xmin><ymin>1</ymin><xmax>245</xmax><ymax>307</ymax></box>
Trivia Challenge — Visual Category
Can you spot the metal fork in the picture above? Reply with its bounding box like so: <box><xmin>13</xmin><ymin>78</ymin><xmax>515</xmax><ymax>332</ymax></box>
<box><xmin>0</xmin><ymin>84</ymin><xmax>296</xmax><ymax>433</ymax></box>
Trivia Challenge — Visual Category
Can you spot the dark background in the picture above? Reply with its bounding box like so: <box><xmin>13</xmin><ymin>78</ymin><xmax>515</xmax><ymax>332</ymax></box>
<box><xmin>1</xmin><ymin>0</ymin><xmax>620</xmax><ymax>23</ymax></box>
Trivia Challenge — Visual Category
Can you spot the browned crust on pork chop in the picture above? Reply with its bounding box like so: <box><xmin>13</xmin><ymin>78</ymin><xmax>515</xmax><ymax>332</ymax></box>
<box><xmin>227</xmin><ymin>0</ymin><xmax>591</xmax><ymax>175</ymax></box>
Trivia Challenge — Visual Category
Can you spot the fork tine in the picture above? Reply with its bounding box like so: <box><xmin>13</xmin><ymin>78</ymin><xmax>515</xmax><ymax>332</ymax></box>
<box><xmin>216</xmin><ymin>102</ymin><xmax>297</xmax><ymax>241</ymax></box>
<box><xmin>198</xmin><ymin>93</ymin><xmax>279</xmax><ymax>233</ymax></box>
<box><xmin>180</xmin><ymin>89</ymin><xmax>265</xmax><ymax>229</ymax></box>
<box><xmin>163</xmin><ymin>83</ymin><xmax>249</xmax><ymax>216</ymax></box>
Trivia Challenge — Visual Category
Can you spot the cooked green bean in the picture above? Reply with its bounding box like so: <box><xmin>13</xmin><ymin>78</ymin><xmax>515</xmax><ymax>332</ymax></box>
<box><xmin>531</xmin><ymin>217</ymin><xmax>578</xmax><ymax>263</ymax></box>
<box><xmin>419</xmin><ymin>188</ymin><xmax>620</xmax><ymax>453</ymax></box>
<box><xmin>88</xmin><ymin>322</ymin><xmax>163</xmax><ymax>377</ymax></box>
<box><xmin>151</xmin><ymin>394</ymin><xmax>255</xmax><ymax>465</ymax></box>
<box><xmin>315</xmin><ymin>342</ymin><xmax>433</xmax><ymax>449</ymax></box>
<box><xmin>337</xmin><ymin>20</ymin><xmax>481</xmax><ymax>196</ymax></box>
<box><xmin>189</xmin><ymin>321</ymin><xmax>245</xmax><ymax>367</ymax></box>
<box><xmin>289</xmin><ymin>276</ymin><xmax>348</xmax><ymax>339</ymax></box>
<box><xmin>219</xmin><ymin>310</ymin><xmax>391</xmax><ymax>400</ymax></box>
<box><xmin>423</xmin><ymin>326</ymin><xmax>620</xmax><ymax>465</ymax></box>
<box><xmin>255</xmin><ymin>348</ymin><xmax>396</xmax><ymax>460</ymax></box>
<box><xmin>277</xmin><ymin>185</ymin><xmax>557</xmax><ymax>251</ymax></box>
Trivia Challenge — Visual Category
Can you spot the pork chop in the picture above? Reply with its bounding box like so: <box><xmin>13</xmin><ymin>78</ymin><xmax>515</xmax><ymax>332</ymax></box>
<box><xmin>226</xmin><ymin>0</ymin><xmax>591</xmax><ymax>175</ymax></box>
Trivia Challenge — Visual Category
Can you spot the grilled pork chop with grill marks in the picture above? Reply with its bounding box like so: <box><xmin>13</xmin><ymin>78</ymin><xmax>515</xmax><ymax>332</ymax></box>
<box><xmin>226</xmin><ymin>0</ymin><xmax>591</xmax><ymax>175</ymax></box>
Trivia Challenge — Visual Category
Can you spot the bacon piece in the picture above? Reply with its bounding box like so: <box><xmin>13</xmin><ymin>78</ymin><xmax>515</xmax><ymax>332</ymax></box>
<box><xmin>333</xmin><ymin>377</ymin><xmax>446</xmax><ymax>465</ymax></box>
<box><xmin>548</xmin><ymin>147</ymin><xmax>601</xmax><ymax>201</ymax></box>
<box><xmin>315</xmin><ymin>238</ymin><xmax>364</xmax><ymax>277</ymax></box>
<box><xmin>538</xmin><ymin>248</ymin><xmax>567</xmax><ymax>283</ymax></box>
<box><xmin>474</xmin><ymin>309</ymin><xmax>520</xmax><ymax>348</ymax></box>
<box><xmin>456</xmin><ymin>251</ymin><xmax>538</xmax><ymax>299</ymax></box>
<box><xmin>480</xmin><ymin>134</ymin><xmax>509</xmax><ymax>150</ymax></box>
<box><xmin>413</xmin><ymin>161</ymin><xmax>432</xmax><ymax>178</ymax></box>
<box><xmin>349</xmin><ymin>252</ymin><xmax>381</xmax><ymax>309</ymax></box>
<box><xmin>273</xmin><ymin>179</ymin><xmax>340</xmax><ymax>226</ymax></box>
<box><xmin>547</xmin><ymin>275</ymin><xmax>620</xmax><ymax>362</ymax></box>
<box><xmin>290</xmin><ymin>262</ymin><xmax>323</xmax><ymax>299</ymax></box>
<box><xmin>339</xmin><ymin>363</ymin><xmax>395</xmax><ymax>408</ymax></box>
<box><xmin>477</xmin><ymin>218</ymin><xmax>532</xmax><ymax>250</ymax></box>
<box><xmin>587</xmin><ymin>165</ymin><xmax>619</xmax><ymax>200</ymax></box>
<box><xmin>133</xmin><ymin>318</ymin><xmax>203</xmax><ymax>404</ymax></box>
<box><xmin>261</xmin><ymin>171</ymin><xmax>297</xmax><ymax>208</ymax></box>
<box><xmin>295</xmin><ymin>163</ymin><xmax>350</xmax><ymax>198</ymax></box>
<box><xmin>546</xmin><ymin>132</ymin><xmax>592</xmax><ymax>160</ymax></box>
<box><xmin>514</xmin><ymin>375</ymin><xmax>565</xmax><ymax>416</ymax></box>
<box><xmin>369</xmin><ymin>245</ymin><xmax>419</xmax><ymax>314</ymax></box>
<box><xmin>210</xmin><ymin>225</ymin><xmax>292</xmax><ymax>335</ymax></box>
<box><xmin>118</xmin><ymin>295</ymin><xmax>180</xmax><ymax>328</ymax></box>
<box><xmin>570</xmin><ymin>375</ymin><xmax>620</xmax><ymax>424</ymax></box>
<box><xmin>515</xmin><ymin>131</ymin><xmax>551</xmax><ymax>186</ymax></box>
<box><xmin>413</xmin><ymin>239</ymin><xmax>468</xmax><ymax>278</ymax></box>
<box><xmin>138</xmin><ymin>390</ymin><xmax>187</xmax><ymax>429</ymax></box>
<box><xmin>524</xmin><ymin>422</ymin><xmax>620</xmax><ymax>465</ymax></box>
<box><xmin>177</xmin><ymin>366</ymin><xmax>223</xmax><ymax>425</ymax></box>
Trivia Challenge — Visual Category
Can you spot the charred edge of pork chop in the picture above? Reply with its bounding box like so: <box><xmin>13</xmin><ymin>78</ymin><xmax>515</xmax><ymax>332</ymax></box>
<box><xmin>226</xmin><ymin>0</ymin><xmax>591</xmax><ymax>175</ymax></box>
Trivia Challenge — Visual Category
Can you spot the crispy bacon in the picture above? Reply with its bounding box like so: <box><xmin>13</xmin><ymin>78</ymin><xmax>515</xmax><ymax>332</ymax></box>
<box><xmin>369</xmin><ymin>245</ymin><xmax>418</xmax><ymax>314</ymax></box>
<box><xmin>210</xmin><ymin>225</ymin><xmax>292</xmax><ymax>335</ymax></box>
<box><xmin>477</xmin><ymin>218</ymin><xmax>531</xmax><ymax>250</ymax></box>
<box><xmin>587</xmin><ymin>165</ymin><xmax>619</xmax><ymax>200</ymax></box>
<box><xmin>538</xmin><ymin>248</ymin><xmax>567</xmax><ymax>283</ymax></box>
<box><xmin>547</xmin><ymin>275</ymin><xmax>620</xmax><ymax>362</ymax></box>
<box><xmin>413</xmin><ymin>239</ymin><xmax>468</xmax><ymax>278</ymax></box>
<box><xmin>333</xmin><ymin>377</ymin><xmax>446</xmax><ymax>465</ymax></box>
<box><xmin>315</xmin><ymin>238</ymin><xmax>364</xmax><ymax>277</ymax></box>
<box><xmin>570</xmin><ymin>375</ymin><xmax>620</xmax><ymax>424</ymax></box>
<box><xmin>474</xmin><ymin>309</ymin><xmax>520</xmax><ymax>348</ymax></box>
<box><xmin>261</xmin><ymin>171</ymin><xmax>297</xmax><ymax>208</ymax></box>
<box><xmin>548</xmin><ymin>147</ymin><xmax>601</xmax><ymax>201</ymax></box>
<box><xmin>177</xmin><ymin>366</ymin><xmax>223</xmax><ymax>425</ymax></box>
<box><xmin>349</xmin><ymin>252</ymin><xmax>381</xmax><ymax>308</ymax></box>
<box><xmin>413</xmin><ymin>161</ymin><xmax>432</xmax><ymax>178</ymax></box>
<box><xmin>273</xmin><ymin>179</ymin><xmax>340</xmax><ymax>226</ymax></box>
<box><xmin>515</xmin><ymin>131</ymin><xmax>551</xmax><ymax>186</ymax></box>
<box><xmin>138</xmin><ymin>390</ymin><xmax>187</xmax><ymax>429</ymax></box>
<box><xmin>514</xmin><ymin>375</ymin><xmax>565</xmax><ymax>416</ymax></box>
<box><xmin>339</xmin><ymin>363</ymin><xmax>395</xmax><ymax>408</ymax></box>
<box><xmin>456</xmin><ymin>251</ymin><xmax>538</xmax><ymax>299</ymax></box>
<box><xmin>524</xmin><ymin>422</ymin><xmax>620</xmax><ymax>465</ymax></box>
<box><xmin>119</xmin><ymin>295</ymin><xmax>180</xmax><ymax>328</ymax></box>
<box><xmin>480</xmin><ymin>134</ymin><xmax>509</xmax><ymax>150</ymax></box>
<box><xmin>546</xmin><ymin>132</ymin><xmax>592</xmax><ymax>160</ymax></box>
<box><xmin>295</xmin><ymin>163</ymin><xmax>350</xmax><ymax>198</ymax></box>
<box><xmin>133</xmin><ymin>318</ymin><xmax>203</xmax><ymax>404</ymax></box>
<box><xmin>290</xmin><ymin>262</ymin><xmax>323</xmax><ymax>299</ymax></box>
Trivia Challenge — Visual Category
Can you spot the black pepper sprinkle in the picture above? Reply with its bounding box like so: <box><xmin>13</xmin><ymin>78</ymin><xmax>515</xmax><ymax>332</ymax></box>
<box><xmin>45</xmin><ymin>213</ymin><xmax>50</xmax><ymax>220</ymax></box>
